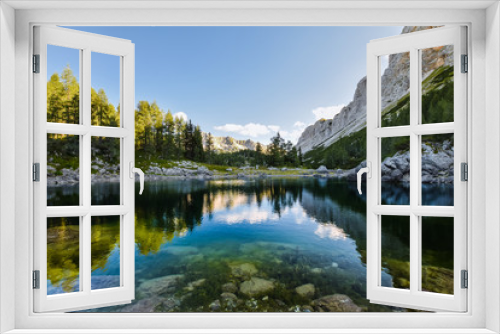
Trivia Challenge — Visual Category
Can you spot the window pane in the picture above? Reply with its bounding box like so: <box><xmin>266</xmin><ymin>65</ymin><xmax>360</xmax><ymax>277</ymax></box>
<box><xmin>421</xmin><ymin>133</ymin><xmax>454</xmax><ymax>206</ymax></box>
<box><xmin>421</xmin><ymin>217</ymin><xmax>454</xmax><ymax>294</ymax></box>
<box><xmin>47</xmin><ymin>134</ymin><xmax>80</xmax><ymax>206</ymax></box>
<box><xmin>47</xmin><ymin>217</ymin><xmax>80</xmax><ymax>295</ymax></box>
<box><xmin>91</xmin><ymin>136</ymin><xmax>121</xmax><ymax>205</ymax></box>
<box><xmin>421</xmin><ymin>45</ymin><xmax>454</xmax><ymax>124</ymax></box>
<box><xmin>380</xmin><ymin>52</ymin><xmax>410</xmax><ymax>128</ymax></box>
<box><xmin>91</xmin><ymin>52</ymin><xmax>120</xmax><ymax>127</ymax></box>
<box><xmin>381</xmin><ymin>215</ymin><xmax>410</xmax><ymax>289</ymax></box>
<box><xmin>47</xmin><ymin>45</ymin><xmax>80</xmax><ymax>124</ymax></box>
<box><xmin>91</xmin><ymin>216</ymin><xmax>121</xmax><ymax>290</ymax></box>
<box><xmin>381</xmin><ymin>136</ymin><xmax>410</xmax><ymax>205</ymax></box>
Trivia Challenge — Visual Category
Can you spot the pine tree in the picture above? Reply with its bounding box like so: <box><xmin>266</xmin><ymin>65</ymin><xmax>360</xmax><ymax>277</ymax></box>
<box><xmin>268</xmin><ymin>132</ymin><xmax>285</xmax><ymax>166</ymax></box>
<box><xmin>61</xmin><ymin>65</ymin><xmax>79</xmax><ymax>124</ymax></box>
<box><xmin>193</xmin><ymin>125</ymin><xmax>205</xmax><ymax>162</ymax></box>
<box><xmin>183</xmin><ymin>120</ymin><xmax>194</xmax><ymax>160</ymax></box>
<box><xmin>151</xmin><ymin>102</ymin><xmax>164</xmax><ymax>157</ymax></box>
<box><xmin>164</xmin><ymin>110</ymin><xmax>175</xmax><ymax>159</ymax></box>
<box><xmin>174</xmin><ymin>116</ymin><xmax>185</xmax><ymax>159</ymax></box>
<box><xmin>206</xmin><ymin>132</ymin><xmax>214</xmax><ymax>163</ymax></box>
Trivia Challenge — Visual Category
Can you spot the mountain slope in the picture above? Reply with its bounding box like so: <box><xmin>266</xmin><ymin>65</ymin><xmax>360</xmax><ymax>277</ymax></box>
<box><xmin>201</xmin><ymin>132</ymin><xmax>267</xmax><ymax>153</ymax></box>
<box><xmin>296</xmin><ymin>26</ymin><xmax>448</xmax><ymax>155</ymax></box>
<box><xmin>303</xmin><ymin>40</ymin><xmax>454</xmax><ymax>170</ymax></box>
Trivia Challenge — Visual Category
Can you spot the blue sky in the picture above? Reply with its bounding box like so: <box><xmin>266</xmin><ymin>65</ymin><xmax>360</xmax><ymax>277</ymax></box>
<box><xmin>50</xmin><ymin>26</ymin><xmax>402</xmax><ymax>144</ymax></box>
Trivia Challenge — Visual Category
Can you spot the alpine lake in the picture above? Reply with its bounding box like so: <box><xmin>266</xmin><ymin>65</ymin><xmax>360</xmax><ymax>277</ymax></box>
<box><xmin>46</xmin><ymin>177</ymin><xmax>454</xmax><ymax>313</ymax></box>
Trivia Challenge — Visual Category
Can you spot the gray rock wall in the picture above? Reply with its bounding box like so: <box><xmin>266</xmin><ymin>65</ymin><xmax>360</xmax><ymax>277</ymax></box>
<box><xmin>296</xmin><ymin>26</ymin><xmax>451</xmax><ymax>154</ymax></box>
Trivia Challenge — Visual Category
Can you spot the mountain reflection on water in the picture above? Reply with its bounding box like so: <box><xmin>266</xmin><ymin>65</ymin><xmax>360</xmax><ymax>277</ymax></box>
<box><xmin>46</xmin><ymin>178</ymin><xmax>454</xmax><ymax>312</ymax></box>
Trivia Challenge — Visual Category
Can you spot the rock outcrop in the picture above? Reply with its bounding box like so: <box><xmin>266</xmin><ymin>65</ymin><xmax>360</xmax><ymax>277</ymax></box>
<box><xmin>296</xmin><ymin>26</ymin><xmax>450</xmax><ymax>154</ymax></box>
<box><xmin>336</xmin><ymin>140</ymin><xmax>454</xmax><ymax>184</ymax></box>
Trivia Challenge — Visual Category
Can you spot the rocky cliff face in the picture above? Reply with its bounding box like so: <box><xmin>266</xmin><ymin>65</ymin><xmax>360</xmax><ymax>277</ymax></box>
<box><xmin>296</xmin><ymin>26</ymin><xmax>450</xmax><ymax>154</ymax></box>
<box><xmin>202</xmin><ymin>133</ymin><xmax>267</xmax><ymax>153</ymax></box>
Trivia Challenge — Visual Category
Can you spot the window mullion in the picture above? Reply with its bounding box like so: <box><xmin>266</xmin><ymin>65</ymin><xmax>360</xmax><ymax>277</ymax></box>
<box><xmin>409</xmin><ymin>46</ymin><xmax>421</xmax><ymax>295</ymax></box>
<box><xmin>82</xmin><ymin>47</ymin><xmax>92</xmax><ymax>294</ymax></box>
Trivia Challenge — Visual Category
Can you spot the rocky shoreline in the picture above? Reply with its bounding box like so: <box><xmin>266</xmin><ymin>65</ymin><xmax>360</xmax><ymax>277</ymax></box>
<box><xmin>48</xmin><ymin>143</ymin><xmax>453</xmax><ymax>186</ymax></box>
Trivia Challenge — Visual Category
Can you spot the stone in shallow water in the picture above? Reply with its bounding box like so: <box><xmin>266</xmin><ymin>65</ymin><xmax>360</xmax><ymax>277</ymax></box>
<box><xmin>220</xmin><ymin>292</ymin><xmax>237</xmax><ymax>302</ymax></box>
<box><xmin>311</xmin><ymin>294</ymin><xmax>362</xmax><ymax>312</ymax></box>
<box><xmin>310</xmin><ymin>267</ymin><xmax>323</xmax><ymax>274</ymax></box>
<box><xmin>230</xmin><ymin>262</ymin><xmax>258</xmax><ymax>277</ymax></box>
<box><xmin>184</xmin><ymin>278</ymin><xmax>206</xmax><ymax>291</ymax></box>
<box><xmin>119</xmin><ymin>296</ymin><xmax>164</xmax><ymax>312</ymax></box>
<box><xmin>239</xmin><ymin>277</ymin><xmax>274</xmax><ymax>296</ymax></box>
<box><xmin>221</xmin><ymin>282</ymin><xmax>238</xmax><ymax>294</ymax></box>
<box><xmin>295</xmin><ymin>283</ymin><xmax>315</xmax><ymax>298</ymax></box>
<box><xmin>209</xmin><ymin>299</ymin><xmax>221</xmax><ymax>311</ymax></box>
<box><xmin>138</xmin><ymin>274</ymin><xmax>183</xmax><ymax>297</ymax></box>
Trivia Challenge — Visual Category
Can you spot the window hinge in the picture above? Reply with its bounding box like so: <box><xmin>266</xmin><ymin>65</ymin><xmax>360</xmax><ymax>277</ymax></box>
<box><xmin>33</xmin><ymin>54</ymin><xmax>40</xmax><ymax>73</ymax></box>
<box><xmin>461</xmin><ymin>54</ymin><xmax>468</xmax><ymax>73</ymax></box>
<box><xmin>461</xmin><ymin>162</ymin><xmax>468</xmax><ymax>181</ymax></box>
<box><xmin>33</xmin><ymin>270</ymin><xmax>40</xmax><ymax>289</ymax></box>
<box><xmin>461</xmin><ymin>270</ymin><xmax>468</xmax><ymax>289</ymax></box>
<box><xmin>33</xmin><ymin>163</ymin><xmax>40</xmax><ymax>182</ymax></box>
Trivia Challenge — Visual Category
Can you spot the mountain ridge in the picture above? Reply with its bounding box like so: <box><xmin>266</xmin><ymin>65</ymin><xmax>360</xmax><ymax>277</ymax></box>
<box><xmin>201</xmin><ymin>132</ymin><xmax>267</xmax><ymax>153</ymax></box>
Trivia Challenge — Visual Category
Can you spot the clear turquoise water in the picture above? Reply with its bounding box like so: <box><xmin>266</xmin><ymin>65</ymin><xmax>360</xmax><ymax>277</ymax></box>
<box><xmin>47</xmin><ymin>177</ymin><xmax>453</xmax><ymax>312</ymax></box>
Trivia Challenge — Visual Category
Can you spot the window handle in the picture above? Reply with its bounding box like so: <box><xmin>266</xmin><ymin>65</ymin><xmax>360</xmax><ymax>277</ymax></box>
<box><xmin>129</xmin><ymin>162</ymin><xmax>144</xmax><ymax>195</ymax></box>
<box><xmin>357</xmin><ymin>162</ymin><xmax>371</xmax><ymax>195</ymax></box>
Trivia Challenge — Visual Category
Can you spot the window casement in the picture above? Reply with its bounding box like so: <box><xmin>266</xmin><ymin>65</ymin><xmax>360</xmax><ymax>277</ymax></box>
<box><xmin>363</xmin><ymin>26</ymin><xmax>467</xmax><ymax>312</ymax></box>
<box><xmin>33</xmin><ymin>26</ymin><xmax>139</xmax><ymax>312</ymax></box>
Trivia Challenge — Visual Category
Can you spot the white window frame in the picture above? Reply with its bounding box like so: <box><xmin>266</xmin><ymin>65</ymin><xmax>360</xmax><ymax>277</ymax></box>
<box><xmin>33</xmin><ymin>25</ymin><xmax>136</xmax><ymax>313</ymax></box>
<box><xmin>366</xmin><ymin>26</ymin><xmax>467</xmax><ymax>312</ymax></box>
<box><xmin>1</xmin><ymin>2</ymin><xmax>498</xmax><ymax>333</ymax></box>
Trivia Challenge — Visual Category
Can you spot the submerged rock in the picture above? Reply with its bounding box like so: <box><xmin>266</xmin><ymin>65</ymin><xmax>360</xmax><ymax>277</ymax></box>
<box><xmin>311</xmin><ymin>294</ymin><xmax>362</xmax><ymax>312</ymax></box>
<box><xmin>184</xmin><ymin>278</ymin><xmax>206</xmax><ymax>291</ymax></box>
<box><xmin>119</xmin><ymin>296</ymin><xmax>165</xmax><ymax>313</ymax></box>
<box><xmin>230</xmin><ymin>262</ymin><xmax>258</xmax><ymax>277</ymax></box>
<box><xmin>221</xmin><ymin>282</ymin><xmax>238</xmax><ymax>294</ymax></box>
<box><xmin>310</xmin><ymin>268</ymin><xmax>323</xmax><ymax>274</ymax></box>
<box><xmin>209</xmin><ymin>299</ymin><xmax>221</xmax><ymax>311</ymax></box>
<box><xmin>220</xmin><ymin>292</ymin><xmax>237</xmax><ymax>302</ymax></box>
<box><xmin>138</xmin><ymin>274</ymin><xmax>183</xmax><ymax>297</ymax></box>
<box><xmin>295</xmin><ymin>283</ymin><xmax>315</xmax><ymax>298</ymax></box>
<box><xmin>239</xmin><ymin>277</ymin><xmax>274</xmax><ymax>296</ymax></box>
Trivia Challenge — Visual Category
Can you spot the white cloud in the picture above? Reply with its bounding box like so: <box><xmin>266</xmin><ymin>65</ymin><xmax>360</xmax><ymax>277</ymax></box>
<box><xmin>214</xmin><ymin>123</ymin><xmax>276</xmax><ymax>138</ymax></box>
<box><xmin>173</xmin><ymin>111</ymin><xmax>188</xmax><ymax>122</ymax></box>
<box><xmin>311</xmin><ymin>105</ymin><xmax>345</xmax><ymax>121</ymax></box>
<box><xmin>280</xmin><ymin>129</ymin><xmax>306</xmax><ymax>145</ymax></box>
<box><xmin>280</xmin><ymin>121</ymin><xmax>308</xmax><ymax>144</ymax></box>
<box><xmin>268</xmin><ymin>125</ymin><xmax>280</xmax><ymax>133</ymax></box>
<box><xmin>213</xmin><ymin>121</ymin><xmax>307</xmax><ymax>145</ymax></box>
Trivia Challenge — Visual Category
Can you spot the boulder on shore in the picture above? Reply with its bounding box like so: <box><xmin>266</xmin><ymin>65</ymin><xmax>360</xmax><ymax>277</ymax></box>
<box><xmin>317</xmin><ymin>165</ymin><xmax>328</xmax><ymax>174</ymax></box>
